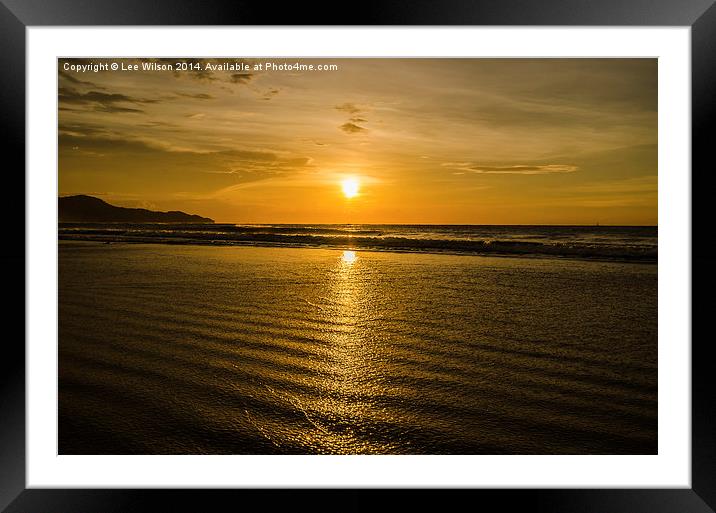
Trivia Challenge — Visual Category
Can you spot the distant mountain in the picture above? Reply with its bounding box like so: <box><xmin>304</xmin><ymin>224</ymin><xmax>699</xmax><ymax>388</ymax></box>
<box><xmin>59</xmin><ymin>195</ymin><xmax>214</xmax><ymax>223</ymax></box>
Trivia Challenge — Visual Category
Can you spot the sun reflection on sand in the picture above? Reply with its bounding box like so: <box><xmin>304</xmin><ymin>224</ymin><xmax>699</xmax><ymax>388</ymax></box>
<box><xmin>341</xmin><ymin>250</ymin><xmax>357</xmax><ymax>264</ymax></box>
<box><xmin>235</xmin><ymin>249</ymin><xmax>399</xmax><ymax>454</ymax></box>
<box><xmin>289</xmin><ymin>249</ymin><xmax>397</xmax><ymax>453</ymax></box>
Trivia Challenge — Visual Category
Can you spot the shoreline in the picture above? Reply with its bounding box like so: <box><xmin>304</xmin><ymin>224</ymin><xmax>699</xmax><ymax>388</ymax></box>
<box><xmin>58</xmin><ymin>237</ymin><xmax>658</xmax><ymax>265</ymax></box>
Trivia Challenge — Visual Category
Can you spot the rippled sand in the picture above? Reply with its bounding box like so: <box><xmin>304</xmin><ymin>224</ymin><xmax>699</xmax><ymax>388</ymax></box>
<box><xmin>59</xmin><ymin>242</ymin><xmax>657</xmax><ymax>454</ymax></box>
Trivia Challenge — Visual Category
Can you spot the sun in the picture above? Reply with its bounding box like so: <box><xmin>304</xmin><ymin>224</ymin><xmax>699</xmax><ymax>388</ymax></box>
<box><xmin>341</xmin><ymin>177</ymin><xmax>360</xmax><ymax>198</ymax></box>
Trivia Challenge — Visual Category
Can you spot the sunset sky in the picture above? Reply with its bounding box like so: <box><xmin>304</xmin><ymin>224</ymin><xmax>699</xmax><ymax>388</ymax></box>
<box><xmin>58</xmin><ymin>58</ymin><xmax>657</xmax><ymax>225</ymax></box>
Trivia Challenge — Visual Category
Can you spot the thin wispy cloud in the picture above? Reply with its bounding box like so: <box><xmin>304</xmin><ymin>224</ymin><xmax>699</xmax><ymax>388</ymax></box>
<box><xmin>335</xmin><ymin>103</ymin><xmax>362</xmax><ymax>114</ymax></box>
<box><xmin>443</xmin><ymin>163</ymin><xmax>578</xmax><ymax>175</ymax></box>
<box><xmin>335</xmin><ymin>104</ymin><xmax>369</xmax><ymax>133</ymax></box>
<box><xmin>339</xmin><ymin>122</ymin><xmax>367</xmax><ymax>134</ymax></box>
<box><xmin>230</xmin><ymin>73</ymin><xmax>253</xmax><ymax>84</ymax></box>
<box><xmin>59</xmin><ymin>87</ymin><xmax>160</xmax><ymax>114</ymax></box>
<box><xmin>260</xmin><ymin>88</ymin><xmax>280</xmax><ymax>100</ymax></box>
<box><xmin>59</xmin><ymin>69</ymin><xmax>105</xmax><ymax>90</ymax></box>
<box><xmin>175</xmin><ymin>92</ymin><xmax>215</xmax><ymax>100</ymax></box>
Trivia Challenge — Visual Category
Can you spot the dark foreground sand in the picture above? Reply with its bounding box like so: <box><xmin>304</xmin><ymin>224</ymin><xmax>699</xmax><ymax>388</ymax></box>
<box><xmin>59</xmin><ymin>242</ymin><xmax>657</xmax><ymax>454</ymax></box>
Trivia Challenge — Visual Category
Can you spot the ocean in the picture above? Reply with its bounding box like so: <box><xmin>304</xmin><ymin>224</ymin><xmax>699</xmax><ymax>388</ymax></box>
<box><xmin>58</xmin><ymin>225</ymin><xmax>657</xmax><ymax>454</ymax></box>
<box><xmin>58</xmin><ymin>223</ymin><xmax>657</xmax><ymax>262</ymax></box>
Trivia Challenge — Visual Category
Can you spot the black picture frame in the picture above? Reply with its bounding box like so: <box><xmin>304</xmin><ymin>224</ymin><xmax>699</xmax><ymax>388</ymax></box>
<box><xmin>2</xmin><ymin>0</ymin><xmax>714</xmax><ymax>511</ymax></box>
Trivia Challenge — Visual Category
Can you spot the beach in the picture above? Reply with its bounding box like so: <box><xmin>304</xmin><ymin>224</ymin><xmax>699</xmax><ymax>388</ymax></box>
<box><xmin>59</xmin><ymin>240</ymin><xmax>657</xmax><ymax>454</ymax></box>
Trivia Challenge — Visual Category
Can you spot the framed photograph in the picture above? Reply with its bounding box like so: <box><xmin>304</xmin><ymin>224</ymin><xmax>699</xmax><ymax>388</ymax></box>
<box><xmin>3</xmin><ymin>0</ymin><xmax>714</xmax><ymax>511</ymax></box>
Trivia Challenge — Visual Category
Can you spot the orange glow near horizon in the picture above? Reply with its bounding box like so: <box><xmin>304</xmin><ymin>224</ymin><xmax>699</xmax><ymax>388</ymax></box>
<box><xmin>58</xmin><ymin>58</ymin><xmax>658</xmax><ymax>225</ymax></box>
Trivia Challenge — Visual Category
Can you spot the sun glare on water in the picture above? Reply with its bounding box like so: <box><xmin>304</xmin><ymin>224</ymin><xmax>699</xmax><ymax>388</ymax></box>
<box><xmin>341</xmin><ymin>177</ymin><xmax>360</xmax><ymax>198</ymax></box>
<box><xmin>341</xmin><ymin>250</ymin><xmax>357</xmax><ymax>264</ymax></box>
